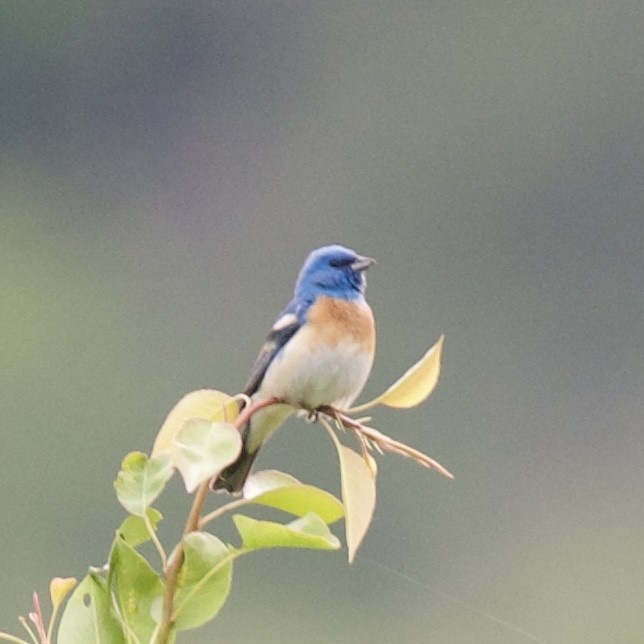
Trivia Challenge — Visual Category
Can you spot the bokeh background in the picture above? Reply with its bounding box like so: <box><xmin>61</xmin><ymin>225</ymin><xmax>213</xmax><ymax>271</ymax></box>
<box><xmin>2</xmin><ymin>2</ymin><xmax>643</xmax><ymax>642</ymax></box>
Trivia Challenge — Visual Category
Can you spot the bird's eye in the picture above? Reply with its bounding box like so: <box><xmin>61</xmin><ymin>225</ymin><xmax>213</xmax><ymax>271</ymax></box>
<box><xmin>329</xmin><ymin>258</ymin><xmax>348</xmax><ymax>268</ymax></box>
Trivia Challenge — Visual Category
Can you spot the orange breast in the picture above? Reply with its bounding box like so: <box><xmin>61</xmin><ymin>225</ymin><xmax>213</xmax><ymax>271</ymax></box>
<box><xmin>306</xmin><ymin>296</ymin><xmax>376</xmax><ymax>353</ymax></box>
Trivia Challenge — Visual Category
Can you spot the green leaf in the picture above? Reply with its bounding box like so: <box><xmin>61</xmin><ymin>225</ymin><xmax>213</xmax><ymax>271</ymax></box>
<box><xmin>57</xmin><ymin>573</ymin><xmax>125</xmax><ymax>644</ymax></box>
<box><xmin>172</xmin><ymin>532</ymin><xmax>233</xmax><ymax>631</ymax></box>
<box><xmin>233</xmin><ymin>513</ymin><xmax>341</xmax><ymax>551</ymax></box>
<box><xmin>108</xmin><ymin>536</ymin><xmax>164</xmax><ymax>641</ymax></box>
<box><xmin>117</xmin><ymin>508</ymin><xmax>163</xmax><ymax>547</ymax></box>
<box><xmin>324</xmin><ymin>428</ymin><xmax>377</xmax><ymax>563</ymax></box>
<box><xmin>350</xmin><ymin>335</ymin><xmax>444</xmax><ymax>412</ymax></box>
<box><xmin>174</xmin><ymin>419</ymin><xmax>242</xmax><ymax>493</ymax></box>
<box><xmin>114</xmin><ymin>452</ymin><xmax>173</xmax><ymax>516</ymax></box>
<box><xmin>244</xmin><ymin>469</ymin><xmax>344</xmax><ymax>524</ymax></box>
<box><xmin>153</xmin><ymin>389</ymin><xmax>240</xmax><ymax>457</ymax></box>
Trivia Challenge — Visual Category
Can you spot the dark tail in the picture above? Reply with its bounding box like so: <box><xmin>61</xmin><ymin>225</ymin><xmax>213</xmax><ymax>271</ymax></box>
<box><xmin>211</xmin><ymin>433</ymin><xmax>259</xmax><ymax>494</ymax></box>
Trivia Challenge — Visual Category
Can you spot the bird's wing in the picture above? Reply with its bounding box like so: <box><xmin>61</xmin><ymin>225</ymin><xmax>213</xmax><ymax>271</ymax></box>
<box><xmin>243</xmin><ymin>301</ymin><xmax>307</xmax><ymax>397</ymax></box>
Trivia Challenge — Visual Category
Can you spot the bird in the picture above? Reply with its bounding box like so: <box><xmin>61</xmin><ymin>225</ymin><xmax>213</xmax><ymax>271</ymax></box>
<box><xmin>213</xmin><ymin>244</ymin><xmax>376</xmax><ymax>493</ymax></box>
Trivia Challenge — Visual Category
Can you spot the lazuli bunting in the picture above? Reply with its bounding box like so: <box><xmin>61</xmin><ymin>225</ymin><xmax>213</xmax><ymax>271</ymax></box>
<box><xmin>214</xmin><ymin>244</ymin><xmax>376</xmax><ymax>493</ymax></box>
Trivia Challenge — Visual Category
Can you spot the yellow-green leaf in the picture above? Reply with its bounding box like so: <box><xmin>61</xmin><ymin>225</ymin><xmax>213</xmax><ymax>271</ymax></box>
<box><xmin>233</xmin><ymin>513</ymin><xmax>340</xmax><ymax>551</ymax></box>
<box><xmin>57</xmin><ymin>573</ymin><xmax>126</xmax><ymax>643</ymax></box>
<box><xmin>117</xmin><ymin>508</ymin><xmax>163</xmax><ymax>548</ymax></box>
<box><xmin>174</xmin><ymin>419</ymin><xmax>242</xmax><ymax>493</ymax></box>
<box><xmin>324</xmin><ymin>427</ymin><xmax>376</xmax><ymax>563</ymax></box>
<box><xmin>243</xmin><ymin>470</ymin><xmax>344</xmax><ymax>524</ymax></box>
<box><xmin>108</xmin><ymin>536</ymin><xmax>163</xmax><ymax>641</ymax></box>
<box><xmin>350</xmin><ymin>335</ymin><xmax>444</xmax><ymax>412</ymax></box>
<box><xmin>113</xmin><ymin>452</ymin><xmax>173</xmax><ymax>516</ymax></box>
<box><xmin>50</xmin><ymin>577</ymin><xmax>77</xmax><ymax>611</ymax></box>
<box><xmin>338</xmin><ymin>445</ymin><xmax>376</xmax><ymax>563</ymax></box>
<box><xmin>173</xmin><ymin>532</ymin><xmax>233</xmax><ymax>631</ymax></box>
<box><xmin>152</xmin><ymin>389</ymin><xmax>240</xmax><ymax>457</ymax></box>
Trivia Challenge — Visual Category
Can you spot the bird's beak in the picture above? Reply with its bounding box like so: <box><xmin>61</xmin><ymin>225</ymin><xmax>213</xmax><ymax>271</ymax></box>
<box><xmin>351</xmin><ymin>255</ymin><xmax>376</xmax><ymax>272</ymax></box>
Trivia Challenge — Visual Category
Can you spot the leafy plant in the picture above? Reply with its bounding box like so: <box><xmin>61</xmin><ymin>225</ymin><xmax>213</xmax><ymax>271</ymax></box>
<box><xmin>1</xmin><ymin>336</ymin><xmax>450</xmax><ymax>644</ymax></box>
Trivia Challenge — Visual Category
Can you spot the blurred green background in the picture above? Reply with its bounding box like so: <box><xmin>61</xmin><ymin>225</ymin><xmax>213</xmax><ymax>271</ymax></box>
<box><xmin>2</xmin><ymin>2</ymin><xmax>643</xmax><ymax>642</ymax></box>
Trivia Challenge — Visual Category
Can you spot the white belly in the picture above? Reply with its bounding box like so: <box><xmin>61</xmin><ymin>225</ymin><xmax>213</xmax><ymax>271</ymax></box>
<box><xmin>260</xmin><ymin>340</ymin><xmax>373</xmax><ymax>410</ymax></box>
<box><xmin>245</xmin><ymin>318</ymin><xmax>374</xmax><ymax>453</ymax></box>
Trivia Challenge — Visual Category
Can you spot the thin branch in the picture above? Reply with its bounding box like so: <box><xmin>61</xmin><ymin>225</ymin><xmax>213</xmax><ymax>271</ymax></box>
<box><xmin>144</xmin><ymin>513</ymin><xmax>167</xmax><ymax>570</ymax></box>
<box><xmin>199</xmin><ymin>498</ymin><xmax>249</xmax><ymax>530</ymax></box>
<box><xmin>319</xmin><ymin>406</ymin><xmax>454</xmax><ymax>480</ymax></box>
<box><xmin>0</xmin><ymin>630</ymin><xmax>31</xmax><ymax>644</ymax></box>
<box><xmin>45</xmin><ymin>602</ymin><xmax>62</xmax><ymax>644</ymax></box>
<box><xmin>156</xmin><ymin>482</ymin><xmax>209</xmax><ymax>642</ymax></box>
<box><xmin>233</xmin><ymin>396</ymin><xmax>283</xmax><ymax>432</ymax></box>
<box><xmin>154</xmin><ymin>396</ymin><xmax>281</xmax><ymax>643</ymax></box>
<box><xmin>17</xmin><ymin>618</ymin><xmax>37</xmax><ymax>644</ymax></box>
<box><xmin>29</xmin><ymin>595</ymin><xmax>46</xmax><ymax>644</ymax></box>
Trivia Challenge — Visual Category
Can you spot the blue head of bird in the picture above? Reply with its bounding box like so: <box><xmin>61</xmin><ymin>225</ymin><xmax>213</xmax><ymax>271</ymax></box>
<box><xmin>294</xmin><ymin>245</ymin><xmax>375</xmax><ymax>302</ymax></box>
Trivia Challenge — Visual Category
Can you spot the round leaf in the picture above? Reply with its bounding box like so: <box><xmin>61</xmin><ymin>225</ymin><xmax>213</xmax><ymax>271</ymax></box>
<box><xmin>173</xmin><ymin>419</ymin><xmax>242</xmax><ymax>493</ymax></box>
<box><xmin>113</xmin><ymin>452</ymin><xmax>173</xmax><ymax>516</ymax></box>
<box><xmin>153</xmin><ymin>389</ymin><xmax>240</xmax><ymax>456</ymax></box>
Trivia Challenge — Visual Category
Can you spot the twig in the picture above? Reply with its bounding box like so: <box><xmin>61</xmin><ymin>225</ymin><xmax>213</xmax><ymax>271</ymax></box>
<box><xmin>199</xmin><ymin>498</ymin><xmax>249</xmax><ymax>530</ymax></box>
<box><xmin>0</xmin><ymin>628</ymin><xmax>33</xmax><ymax>644</ymax></box>
<box><xmin>145</xmin><ymin>512</ymin><xmax>168</xmax><ymax>570</ymax></box>
<box><xmin>319</xmin><ymin>406</ymin><xmax>454</xmax><ymax>480</ymax></box>
<box><xmin>154</xmin><ymin>396</ymin><xmax>280</xmax><ymax>643</ymax></box>
<box><xmin>28</xmin><ymin>594</ymin><xmax>47</xmax><ymax>644</ymax></box>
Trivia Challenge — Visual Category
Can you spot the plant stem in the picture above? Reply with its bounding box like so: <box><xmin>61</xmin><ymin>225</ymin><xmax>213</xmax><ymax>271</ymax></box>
<box><xmin>17</xmin><ymin>618</ymin><xmax>37</xmax><ymax>644</ymax></box>
<box><xmin>0</xmin><ymin>632</ymin><xmax>31</xmax><ymax>644</ymax></box>
<box><xmin>199</xmin><ymin>498</ymin><xmax>248</xmax><ymax>529</ymax></box>
<box><xmin>155</xmin><ymin>480</ymin><xmax>209</xmax><ymax>643</ymax></box>
<box><xmin>145</xmin><ymin>512</ymin><xmax>168</xmax><ymax>570</ymax></box>
<box><xmin>30</xmin><ymin>593</ymin><xmax>47</xmax><ymax>644</ymax></box>
<box><xmin>319</xmin><ymin>406</ymin><xmax>454</xmax><ymax>479</ymax></box>
<box><xmin>154</xmin><ymin>396</ymin><xmax>281</xmax><ymax>643</ymax></box>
